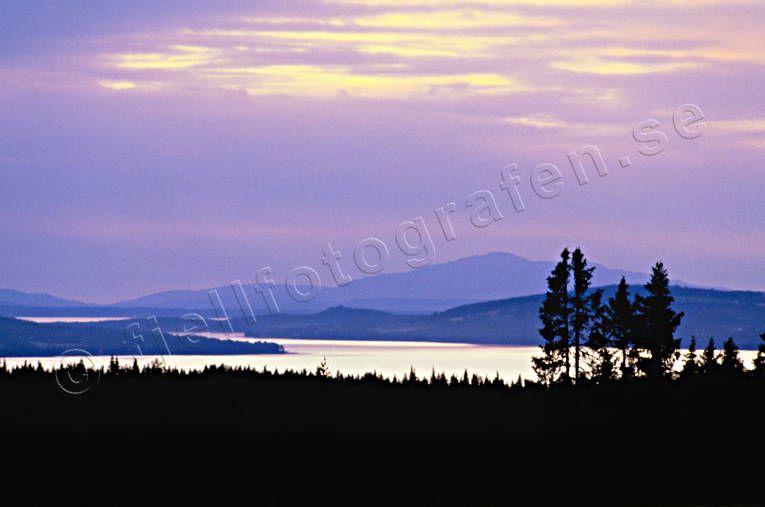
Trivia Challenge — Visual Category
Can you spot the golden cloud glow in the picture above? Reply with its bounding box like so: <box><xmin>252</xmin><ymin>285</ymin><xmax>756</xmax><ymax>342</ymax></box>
<box><xmin>357</xmin><ymin>45</ymin><xmax>462</xmax><ymax>58</ymax></box>
<box><xmin>115</xmin><ymin>46</ymin><xmax>219</xmax><ymax>69</ymax></box>
<box><xmin>352</xmin><ymin>10</ymin><xmax>560</xmax><ymax>30</ymax></box>
<box><xmin>208</xmin><ymin>65</ymin><xmax>519</xmax><ymax>97</ymax></box>
<box><xmin>550</xmin><ymin>59</ymin><xmax>701</xmax><ymax>75</ymax></box>
<box><xmin>502</xmin><ymin>116</ymin><xmax>567</xmax><ymax>128</ymax></box>
<box><xmin>91</xmin><ymin>0</ymin><xmax>762</xmax><ymax>101</ymax></box>
<box><xmin>327</xmin><ymin>0</ymin><xmax>751</xmax><ymax>5</ymax></box>
<box><xmin>98</xmin><ymin>80</ymin><xmax>136</xmax><ymax>90</ymax></box>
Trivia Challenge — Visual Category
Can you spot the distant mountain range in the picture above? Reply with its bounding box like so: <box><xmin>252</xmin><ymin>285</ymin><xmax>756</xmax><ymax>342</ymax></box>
<box><xmin>0</xmin><ymin>289</ymin><xmax>89</xmax><ymax>308</ymax></box>
<box><xmin>108</xmin><ymin>252</ymin><xmax>668</xmax><ymax>312</ymax></box>
<box><xmin>59</xmin><ymin>284</ymin><xmax>763</xmax><ymax>349</ymax></box>
<box><xmin>237</xmin><ymin>285</ymin><xmax>765</xmax><ymax>349</ymax></box>
<box><xmin>0</xmin><ymin>252</ymin><xmax>701</xmax><ymax>315</ymax></box>
<box><xmin>2</xmin><ymin>251</ymin><xmax>762</xmax><ymax>351</ymax></box>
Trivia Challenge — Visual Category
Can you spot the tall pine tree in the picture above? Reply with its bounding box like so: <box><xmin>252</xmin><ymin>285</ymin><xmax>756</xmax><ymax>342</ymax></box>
<box><xmin>532</xmin><ymin>249</ymin><xmax>571</xmax><ymax>385</ymax></box>
<box><xmin>634</xmin><ymin>263</ymin><xmax>683</xmax><ymax>380</ymax></box>
<box><xmin>570</xmin><ymin>248</ymin><xmax>601</xmax><ymax>382</ymax></box>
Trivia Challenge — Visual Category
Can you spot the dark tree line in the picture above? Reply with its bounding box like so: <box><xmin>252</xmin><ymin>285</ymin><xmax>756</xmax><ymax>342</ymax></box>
<box><xmin>0</xmin><ymin>357</ymin><xmax>531</xmax><ymax>393</ymax></box>
<box><xmin>533</xmin><ymin>248</ymin><xmax>765</xmax><ymax>385</ymax></box>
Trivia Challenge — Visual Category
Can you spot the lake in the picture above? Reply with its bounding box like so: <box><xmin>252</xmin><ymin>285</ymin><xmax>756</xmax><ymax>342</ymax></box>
<box><xmin>7</xmin><ymin>319</ymin><xmax>758</xmax><ymax>382</ymax></box>
<box><xmin>3</xmin><ymin>329</ymin><xmax>539</xmax><ymax>382</ymax></box>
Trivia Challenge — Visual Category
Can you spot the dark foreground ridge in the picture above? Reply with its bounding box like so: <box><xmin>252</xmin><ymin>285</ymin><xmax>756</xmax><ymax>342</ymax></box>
<box><xmin>0</xmin><ymin>316</ymin><xmax>284</xmax><ymax>356</ymax></box>
<box><xmin>1</xmin><ymin>361</ymin><xmax>763</xmax><ymax>505</ymax></box>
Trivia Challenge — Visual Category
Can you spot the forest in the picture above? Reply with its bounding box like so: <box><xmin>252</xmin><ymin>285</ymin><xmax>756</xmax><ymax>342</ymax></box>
<box><xmin>531</xmin><ymin>248</ymin><xmax>765</xmax><ymax>384</ymax></box>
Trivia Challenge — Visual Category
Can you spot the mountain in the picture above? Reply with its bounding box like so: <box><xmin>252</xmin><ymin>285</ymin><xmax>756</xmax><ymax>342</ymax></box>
<box><xmin>240</xmin><ymin>286</ymin><xmax>765</xmax><ymax>350</ymax></box>
<box><xmin>0</xmin><ymin>289</ymin><xmax>91</xmax><ymax>308</ymax></box>
<box><xmin>107</xmin><ymin>252</ymin><xmax>663</xmax><ymax>313</ymax></box>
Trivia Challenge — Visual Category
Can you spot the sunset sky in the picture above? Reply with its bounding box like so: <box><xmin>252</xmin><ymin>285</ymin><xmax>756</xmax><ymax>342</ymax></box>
<box><xmin>1</xmin><ymin>0</ymin><xmax>764</xmax><ymax>302</ymax></box>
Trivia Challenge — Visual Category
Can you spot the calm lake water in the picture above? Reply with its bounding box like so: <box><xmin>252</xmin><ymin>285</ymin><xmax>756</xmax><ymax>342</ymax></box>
<box><xmin>4</xmin><ymin>330</ymin><xmax>539</xmax><ymax>382</ymax></box>
<box><xmin>8</xmin><ymin>318</ymin><xmax>758</xmax><ymax>382</ymax></box>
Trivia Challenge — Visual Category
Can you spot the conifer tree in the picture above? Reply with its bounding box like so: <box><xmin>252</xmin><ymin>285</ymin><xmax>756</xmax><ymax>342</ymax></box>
<box><xmin>532</xmin><ymin>249</ymin><xmax>571</xmax><ymax>385</ymax></box>
<box><xmin>316</xmin><ymin>356</ymin><xmax>330</xmax><ymax>378</ymax></box>
<box><xmin>604</xmin><ymin>277</ymin><xmax>636</xmax><ymax>379</ymax></box>
<box><xmin>680</xmin><ymin>337</ymin><xmax>700</xmax><ymax>378</ymax></box>
<box><xmin>700</xmin><ymin>338</ymin><xmax>719</xmax><ymax>374</ymax></box>
<box><xmin>108</xmin><ymin>356</ymin><xmax>119</xmax><ymax>375</ymax></box>
<box><xmin>570</xmin><ymin>248</ymin><xmax>601</xmax><ymax>382</ymax></box>
<box><xmin>585</xmin><ymin>291</ymin><xmax>615</xmax><ymax>383</ymax></box>
<box><xmin>634</xmin><ymin>262</ymin><xmax>683</xmax><ymax>380</ymax></box>
<box><xmin>720</xmin><ymin>338</ymin><xmax>744</xmax><ymax>375</ymax></box>
<box><xmin>754</xmin><ymin>332</ymin><xmax>765</xmax><ymax>375</ymax></box>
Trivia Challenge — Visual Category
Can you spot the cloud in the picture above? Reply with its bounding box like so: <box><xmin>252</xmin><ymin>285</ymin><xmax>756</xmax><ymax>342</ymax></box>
<box><xmin>550</xmin><ymin>59</ymin><xmax>701</xmax><ymax>75</ymax></box>
<box><xmin>2</xmin><ymin>0</ymin><xmax>765</xmax><ymax>299</ymax></box>
<box><xmin>98</xmin><ymin>80</ymin><xmax>136</xmax><ymax>90</ymax></box>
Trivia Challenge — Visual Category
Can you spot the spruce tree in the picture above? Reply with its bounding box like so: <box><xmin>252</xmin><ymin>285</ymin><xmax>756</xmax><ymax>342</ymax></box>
<box><xmin>720</xmin><ymin>338</ymin><xmax>744</xmax><ymax>375</ymax></box>
<box><xmin>754</xmin><ymin>332</ymin><xmax>765</xmax><ymax>375</ymax></box>
<box><xmin>604</xmin><ymin>277</ymin><xmax>636</xmax><ymax>379</ymax></box>
<box><xmin>570</xmin><ymin>248</ymin><xmax>600</xmax><ymax>382</ymax></box>
<box><xmin>316</xmin><ymin>356</ymin><xmax>330</xmax><ymax>378</ymax></box>
<box><xmin>680</xmin><ymin>337</ymin><xmax>700</xmax><ymax>378</ymax></box>
<box><xmin>585</xmin><ymin>290</ymin><xmax>616</xmax><ymax>383</ymax></box>
<box><xmin>634</xmin><ymin>262</ymin><xmax>683</xmax><ymax>380</ymax></box>
<box><xmin>532</xmin><ymin>249</ymin><xmax>571</xmax><ymax>385</ymax></box>
<box><xmin>700</xmin><ymin>338</ymin><xmax>719</xmax><ymax>374</ymax></box>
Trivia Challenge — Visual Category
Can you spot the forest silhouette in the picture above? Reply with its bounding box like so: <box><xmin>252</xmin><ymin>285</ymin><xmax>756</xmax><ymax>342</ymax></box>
<box><xmin>0</xmin><ymin>249</ymin><xmax>763</xmax><ymax>505</ymax></box>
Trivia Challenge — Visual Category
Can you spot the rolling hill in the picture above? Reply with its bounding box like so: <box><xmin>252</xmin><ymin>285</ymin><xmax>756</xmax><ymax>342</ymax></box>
<box><xmin>0</xmin><ymin>289</ymin><xmax>90</xmax><ymax>308</ymax></box>
<box><xmin>240</xmin><ymin>285</ymin><xmax>765</xmax><ymax>349</ymax></box>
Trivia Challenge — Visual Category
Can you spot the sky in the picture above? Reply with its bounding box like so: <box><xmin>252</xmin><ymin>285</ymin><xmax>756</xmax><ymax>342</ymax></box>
<box><xmin>1</xmin><ymin>0</ymin><xmax>764</xmax><ymax>303</ymax></box>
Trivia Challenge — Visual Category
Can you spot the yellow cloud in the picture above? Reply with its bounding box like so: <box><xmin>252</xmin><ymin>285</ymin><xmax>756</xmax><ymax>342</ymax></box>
<box><xmin>98</xmin><ymin>80</ymin><xmax>136</xmax><ymax>90</ymax></box>
<box><xmin>596</xmin><ymin>46</ymin><xmax>765</xmax><ymax>64</ymax></box>
<box><xmin>502</xmin><ymin>116</ymin><xmax>567</xmax><ymax>128</ymax></box>
<box><xmin>115</xmin><ymin>46</ymin><xmax>219</xmax><ymax>70</ymax></box>
<box><xmin>209</xmin><ymin>65</ymin><xmax>519</xmax><ymax>97</ymax></box>
<box><xmin>327</xmin><ymin>0</ymin><xmax>749</xmax><ymax>5</ymax></box>
<box><xmin>209</xmin><ymin>29</ymin><xmax>514</xmax><ymax>46</ymax></box>
<box><xmin>352</xmin><ymin>10</ymin><xmax>560</xmax><ymax>30</ymax></box>
<box><xmin>95</xmin><ymin>1</ymin><xmax>759</xmax><ymax>101</ymax></box>
<box><xmin>550</xmin><ymin>58</ymin><xmax>700</xmax><ymax>75</ymax></box>
<box><xmin>241</xmin><ymin>16</ymin><xmax>346</xmax><ymax>27</ymax></box>
<box><xmin>357</xmin><ymin>45</ymin><xmax>461</xmax><ymax>57</ymax></box>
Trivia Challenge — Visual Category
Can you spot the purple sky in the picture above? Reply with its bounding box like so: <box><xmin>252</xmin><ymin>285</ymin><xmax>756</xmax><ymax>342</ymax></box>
<box><xmin>1</xmin><ymin>0</ymin><xmax>764</xmax><ymax>302</ymax></box>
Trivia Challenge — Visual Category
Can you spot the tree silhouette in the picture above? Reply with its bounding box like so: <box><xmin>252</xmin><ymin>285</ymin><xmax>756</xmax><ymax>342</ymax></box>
<box><xmin>570</xmin><ymin>248</ymin><xmax>602</xmax><ymax>382</ymax></box>
<box><xmin>720</xmin><ymin>338</ymin><xmax>744</xmax><ymax>375</ymax></box>
<box><xmin>532</xmin><ymin>249</ymin><xmax>571</xmax><ymax>385</ymax></box>
<box><xmin>680</xmin><ymin>337</ymin><xmax>700</xmax><ymax>379</ymax></box>
<box><xmin>754</xmin><ymin>332</ymin><xmax>765</xmax><ymax>375</ymax></box>
<box><xmin>700</xmin><ymin>338</ymin><xmax>719</xmax><ymax>374</ymax></box>
<box><xmin>108</xmin><ymin>356</ymin><xmax>119</xmax><ymax>375</ymax></box>
<box><xmin>585</xmin><ymin>291</ymin><xmax>615</xmax><ymax>383</ymax></box>
<box><xmin>316</xmin><ymin>356</ymin><xmax>331</xmax><ymax>378</ymax></box>
<box><xmin>603</xmin><ymin>277</ymin><xmax>637</xmax><ymax>379</ymax></box>
<box><xmin>634</xmin><ymin>263</ymin><xmax>683</xmax><ymax>380</ymax></box>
